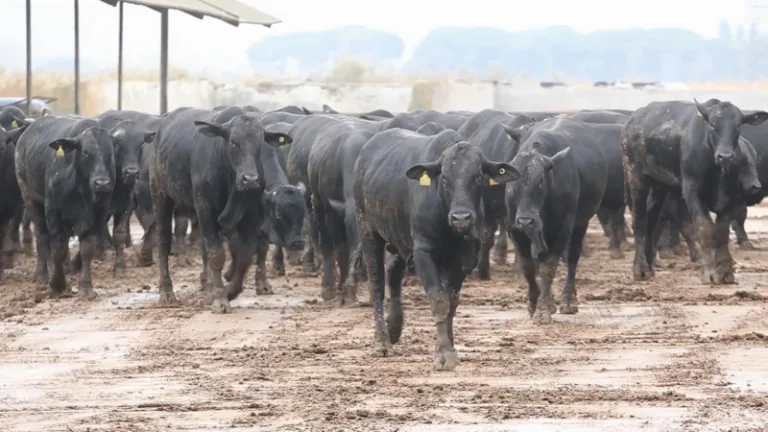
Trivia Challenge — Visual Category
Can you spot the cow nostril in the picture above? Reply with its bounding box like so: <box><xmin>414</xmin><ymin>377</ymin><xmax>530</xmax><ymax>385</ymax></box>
<box><xmin>242</xmin><ymin>174</ymin><xmax>258</xmax><ymax>183</ymax></box>
<box><xmin>516</xmin><ymin>217</ymin><xmax>534</xmax><ymax>227</ymax></box>
<box><xmin>450</xmin><ymin>212</ymin><xmax>472</xmax><ymax>223</ymax></box>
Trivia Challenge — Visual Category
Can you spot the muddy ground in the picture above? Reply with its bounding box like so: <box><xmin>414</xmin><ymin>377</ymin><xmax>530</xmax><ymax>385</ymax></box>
<box><xmin>1</xmin><ymin>207</ymin><xmax>768</xmax><ymax>432</ymax></box>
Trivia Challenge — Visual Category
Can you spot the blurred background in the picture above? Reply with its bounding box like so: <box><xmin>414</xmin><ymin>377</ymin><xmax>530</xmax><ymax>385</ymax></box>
<box><xmin>3</xmin><ymin>0</ymin><xmax>768</xmax><ymax>114</ymax></box>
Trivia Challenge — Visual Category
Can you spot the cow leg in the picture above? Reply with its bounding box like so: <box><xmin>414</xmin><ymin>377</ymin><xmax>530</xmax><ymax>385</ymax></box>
<box><xmin>340</xmin><ymin>203</ymin><xmax>363</xmax><ymax>306</ymax></box>
<box><xmin>254</xmin><ymin>238</ymin><xmax>273</xmax><ymax>295</ymax></box>
<box><xmin>2</xmin><ymin>224</ymin><xmax>13</xmax><ymax>271</ymax></box>
<box><xmin>187</xmin><ymin>217</ymin><xmax>200</xmax><ymax>246</ymax></box>
<box><xmin>361</xmin><ymin>229</ymin><xmax>392</xmax><ymax>357</ymax></box>
<box><xmin>413</xmin><ymin>243</ymin><xmax>458</xmax><ymax>371</ymax></box>
<box><xmin>154</xmin><ymin>194</ymin><xmax>177</xmax><ymax>305</ymax></box>
<box><xmin>46</xmin><ymin>211</ymin><xmax>71</xmax><ymax>298</ymax></box>
<box><xmin>385</xmin><ymin>254</ymin><xmax>406</xmax><ymax>344</ymax></box>
<box><xmin>22</xmin><ymin>211</ymin><xmax>34</xmax><ymax>257</ymax></box>
<box><xmin>173</xmin><ymin>215</ymin><xmax>191</xmax><ymax>266</ymax></box>
<box><xmin>0</xmin><ymin>223</ymin><xmax>7</xmax><ymax>282</ymax></box>
<box><xmin>271</xmin><ymin>246</ymin><xmax>286</xmax><ymax>276</ymax></box>
<box><xmin>679</xmin><ymin>209</ymin><xmax>701</xmax><ymax>262</ymax></box>
<box><xmin>302</xmin><ymin>205</ymin><xmax>319</xmax><ymax>275</ymax></box>
<box><xmin>197</xmin><ymin>208</ymin><xmax>230</xmax><ymax>313</ymax></box>
<box><xmin>28</xmin><ymin>203</ymin><xmax>50</xmax><ymax>286</ymax></box>
<box><xmin>226</xmin><ymin>233</ymin><xmax>255</xmax><ymax>301</ymax></box>
<box><xmin>314</xmin><ymin>203</ymin><xmax>337</xmax><ymax>301</ymax></box>
<box><xmin>477</xmin><ymin>214</ymin><xmax>496</xmax><ymax>280</ymax></box>
<box><xmin>683</xmin><ymin>183</ymin><xmax>735</xmax><ymax>284</ymax></box>
<box><xmin>492</xmin><ymin>220</ymin><xmax>509</xmax><ymax>265</ymax></box>
<box><xmin>112</xmin><ymin>211</ymin><xmax>128</xmax><ymax>275</ymax></box>
<box><xmin>607</xmin><ymin>207</ymin><xmax>625</xmax><ymax>259</ymax></box>
<box><xmin>124</xmin><ymin>209</ymin><xmax>133</xmax><ymax>248</ymax></box>
<box><xmin>510</xmin><ymin>231</ymin><xmax>540</xmax><ymax>318</ymax></box>
<box><xmin>335</xmin><ymin>241</ymin><xmax>352</xmax><ymax>306</ymax></box>
<box><xmin>75</xmin><ymin>234</ymin><xmax>98</xmax><ymax>299</ymax></box>
<box><xmin>223</xmin><ymin>239</ymin><xmax>237</xmax><ymax>282</ymax></box>
<box><xmin>560</xmin><ymin>224</ymin><xmax>588</xmax><ymax>314</ymax></box>
<box><xmin>645</xmin><ymin>187</ymin><xmax>667</xmax><ymax>271</ymax></box>
<box><xmin>597</xmin><ymin>208</ymin><xmax>612</xmax><ymax>237</ymax></box>
<box><xmin>730</xmin><ymin>205</ymin><xmax>752</xmax><ymax>249</ymax></box>
<box><xmin>629</xmin><ymin>182</ymin><xmax>655</xmax><ymax>280</ymax></box>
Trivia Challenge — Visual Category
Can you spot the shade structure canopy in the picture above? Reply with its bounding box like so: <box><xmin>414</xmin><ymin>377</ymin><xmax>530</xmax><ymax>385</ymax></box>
<box><xmin>23</xmin><ymin>0</ymin><xmax>280</xmax><ymax>116</ymax></box>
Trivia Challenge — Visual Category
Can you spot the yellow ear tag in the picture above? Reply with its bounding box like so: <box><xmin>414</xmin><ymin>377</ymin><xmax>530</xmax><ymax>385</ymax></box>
<box><xmin>697</xmin><ymin>111</ymin><xmax>702</xmax><ymax>117</ymax></box>
<box><xmin>11</xmin><ymin>120</ymin><xmax>18</xmax><ymax>129</ymax></box>
<box><xmin>419</xmin><ymin>171</ymin><xmax>431</xmax><ymax>186</ymax></box>
<box><xmin>278</xmin><ymin>136</ymin><xmax>285</xmax><ymax>143</ymax></box>
<box><xmin>56</xmin><ymin>146</ymin><xmax>64</xmax><ymax>157</ymax></box>
<box><xmin>489</xmin><ymin>178</ymin><xmax>499</xmax><ymax>186</ymax></box>
<box><xmin>506</xmin><ymin>133</ymin><xmax>512</xmax><ymax>140</ymax></box>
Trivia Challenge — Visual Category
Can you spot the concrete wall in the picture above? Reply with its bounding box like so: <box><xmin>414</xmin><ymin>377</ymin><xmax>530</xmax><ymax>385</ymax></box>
<box><xmin>56</xmin><ymin>78</ymin><xmax>768</xmax><ymax>116</ymax></box>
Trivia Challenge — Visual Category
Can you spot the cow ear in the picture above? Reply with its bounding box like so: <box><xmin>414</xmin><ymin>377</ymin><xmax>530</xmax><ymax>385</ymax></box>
<box><xmin>48</xmin><ymin>138</ymin><xmax>81</xmax><ymax>154</ymax></box>
<box><xmin>742</xmin><ymin>110</ymin><xmax>768</xmax><ymax>126</ymax></box>
<box><xmin>501</xmin><ymin>124</ymin><xmax>524</xmax><ymax>143</ymax></box>
<box><xmin>5</xmin><ymin>123</ymin><xmax>29</xmax><ymax>144</ymax></box>
<box><xmin>322</xmin><ymin>104</ymin><xmax>337</xmax><ymax>114</ymax></box>
<box><xmin>143</xmin><ymin>131</ymin><xmax>156</xmax><ymax>144</ymax></box>
<box><xmin>483</xmin><ymin>161</ymin><xmax>520</xmax><ymax>184</ymax></box>
<box><xmin>693</xmin><ymin>98</ymin><xmax>711</xmax><ymax>123</ymax></box>
<box><xmin>544</xmin><ymin>147</ymin><xmax>571</xmax><ymax>171</ymax></box>
<box><xmin>405</xmin><ymin>161</ymin><xmax>442</xmax><ymax>182</ymax></box>
<box><xmin>265</xmin><ymin>132</ymin><xmax>292</xmax><ymax>147</ymax></box>
<box><xmin>110</xmin><ymin>127</ymin><xmax>126</xmax><ymax>144</ymax></box>
<box><xmin>194</xmin><ymin>120</ymin><xmax>229</xmax><ymax>140</ymax></box>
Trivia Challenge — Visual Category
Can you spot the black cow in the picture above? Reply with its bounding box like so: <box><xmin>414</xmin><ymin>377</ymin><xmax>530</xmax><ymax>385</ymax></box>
<box><xmin>1</xmin><ymin>107</ymin><xmax>33</xmax><ymax>260</ymax></box>
<box><xmin>354</xmin><ymin>129</ymin><xmax>519</xmax><ymax>370</ymax></box>
<box><xmin>403</xmin><ymin>110</ymin><xmax>469</xmax><ymax>131</ymax></box>
<box><xmin>459</xmin><ymin>110</ymin><xmax>538</xmax><ymax>279</ymax></box>
<box><xmin>417</xmin><ymin>122</ymin><xmax>447</xmax><ymax>136</ymax></box>
<box><xmin>89</xmin><ymin>114</ymin><xmax>156</xmax><ymax>273</ymax></box>
<box><xmin>16</xmin><ymin>116</ymin><xmax>119</xmax><ymax>298</ymax></box>
<box><xmin>506</xmin><ymin>117</ymin><xmax>609</xmax><ymax>325</ymax></box>
<box><xmin>729</xmin><ymin>119</ymin><xmax>768</xmax><ymax>249</ymax></box>
<box><xmin>565</xmin><ymin>111</ymin><xmax>631</xmax><ymax>258</ymax></box>
<box><xmin>307</xmin><ymin>118</ymin><xmax>381</xmax><ymax>304</ymax></box>
<box><xmin>149</xmin><ymin>107</ymin><xmax>291</xmax><ymax>313</ymax></box>
<box><xmin>223</xmin><ymin>124</ymin><xmax>307</xmax><ymax>294</ymax></box>
<box><xmin>0</xmin><ymin>122</ymin><xmax>30</xmax><ymax>279</ymax></box>
<box><xmin>622</xmin><ymin>99</ymin><xmax>767</xmax><ymax>284</ymax></box>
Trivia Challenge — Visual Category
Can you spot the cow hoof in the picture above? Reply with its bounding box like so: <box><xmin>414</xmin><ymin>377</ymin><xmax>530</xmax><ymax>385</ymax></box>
<box><xmin>175</xmin><ymin>256</ymin><xmax>193</xmax><ymax>268</ymax></box>
<box><xmin>559</xmin><ymin>303</ymin><xmax>579</xmax><ymax>314</ymax></box>
<box><xmin>609</xmin><ymin>249</ymin><xmax>624</xmax><ymax>259</ymax></box>
<box><xmin>113</xmin><ymin>263</ymin><xmax>127</xmax><ymax>276</ymax></box>
<box><xmin>270</xmin><ymin>264</ymin><xmax>286</xmax><ymax>277</ymax></box>
<box><xmin>532</xmin><ymin>307</ymin><xmax>553</xmax><ymax>325</ymax></box>
<box><xmin>77</xmin><ymin>290</ymin><xmax>99</xmax><ymax>301</ymax></box>
<box><xmin>673</xmin><ymin>244</ymin><xmax>687</xmax><ymax>256</ymax></box>
<box><xmin>372</xmin><ymin>341</ymin><xmax>395</xmax><ymax>357</ymax></box>
<box><xmin>492</xmin><ymin>251</ymin><xmax>507</xmax><ymax>266</ymax></box>
<box><xmin>701</xmin><ymin>267</ymin><xmax>736</xmax><ymax>285</ymax></box>
<box><xmin>633</xmin><ymin>264</ymin><xmax>654</xmax><ymax>281</ymax></box>
<box><xmin>23</xmin><ymin>245</ymin><xmax>34</xmax><ymax>257</ymax></box>
<box><xmin>210</xmin><ymin>298</ymin><xmax>232</xmax><ymax>314</ymax></box>
<box><xmin>255</xmin><ymin>282</ymin><xmax>274</xmax><ymax>295</ymax></box>
<box><xmin>658</xmin><ymin>248</ymin><xmax>675</xmax><ymax>259</ymax></box>
<box><xmin>158</xmin><ymin>292</ymin><xmax>179</xmax><ymax>306</ymax></box>
<box><xmin>433</xmin><ymin>349</ymin><xmax>458</xmax><ymax>371</ymax></box>
<box><xmin>320</xmin><ymin>286</ymin><xmax>335</xmax><ymax>302</ymax></box>
<box><xmin>356</xmin><ymin>299</ymin><xmax>373</xmax><ymax>308</ymax></box>
<box><xmin>137</xmin><ymin>256</ymin><xmax>154</xmax><ymax>267</ymax></box>
<box><xmin>50</xmin><ymin>289</ymin><xmax>73</xmax><ymax>299</ymax></box>
<box><xmin>738</xmin><ymin>241</ymin><xmax>755</xmax><ymax>250</ymax></box>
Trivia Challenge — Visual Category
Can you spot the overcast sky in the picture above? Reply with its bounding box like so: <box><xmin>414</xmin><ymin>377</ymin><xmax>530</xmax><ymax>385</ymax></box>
<box><xmin>0</xmin><ymin>0</ymin><xmax>755</xmax><ymax>74</ymax></box>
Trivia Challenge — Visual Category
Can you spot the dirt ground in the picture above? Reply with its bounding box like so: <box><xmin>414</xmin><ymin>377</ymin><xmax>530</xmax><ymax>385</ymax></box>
<box><xmin>1</xmin><ymin>207</ymin><xmax>768</xmax><ymax>432</ymax></box>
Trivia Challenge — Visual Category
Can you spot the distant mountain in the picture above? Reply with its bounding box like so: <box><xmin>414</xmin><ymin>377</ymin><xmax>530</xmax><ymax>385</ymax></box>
<box><xmin>247</xmin><ymin>26</ymin><xmax>405</xmax><ymax>77</ymax></box>
<box><xmin>405</xmin><ymin>26</ymin><xmax>767</xmax><ymax>82</ymax></box>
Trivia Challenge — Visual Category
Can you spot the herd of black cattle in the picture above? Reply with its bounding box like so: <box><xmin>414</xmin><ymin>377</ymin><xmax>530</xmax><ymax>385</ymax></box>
<box><xmin>0</xmin><ymin>98</ymin><xmax>767</xmax><ymax>370</ymax></box>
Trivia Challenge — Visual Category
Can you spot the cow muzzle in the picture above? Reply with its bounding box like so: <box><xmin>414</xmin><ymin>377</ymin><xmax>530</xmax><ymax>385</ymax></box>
<box><xmin>237</xmin><ymin>173</ymin><xmax>260</xmax><ymax>191</ymax></box>
<box><xmin>91</xmin><ymin>177</ymin><xmax>113</xmax><ymax>193</ymax></box>
<box><xmin>449</xmin><ymin>210</ymin><xmax>475</xmax><ymax>233</ymax></box>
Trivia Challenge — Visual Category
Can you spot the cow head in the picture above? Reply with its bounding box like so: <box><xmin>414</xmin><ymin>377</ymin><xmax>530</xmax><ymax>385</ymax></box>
<box><xmin>734</xmin><ymin>138</ymin><xmax>763</xmax><ymax>207</ymax></box>
<box><xmin>110</xmin><ymin>120</ymin><xmax>155</xmax><ymax>185</ymax></box>
<box><xmin>694</xmin><ymin>98</ymin><xmax>768</xmax><ymax>171</ymax></box>
<box><xmin>0</xmin><ymin>121</ymin><xmax>30</xmax><ymax>153</ymax></box>
<box><xmin>48</xmin><ymin>126</ymin><xmax>118</xmax><ymax>198</ymax></box>
<box><xmin>508</xmin><ymin>142</ymin><xmax>571</xmax><ymax>255</ymax></box>
<box><xmin>262</xmin><ymin>182</ymin><xmax>307</xmax><ymax>251</ymax></box>
<box><xmin>194</xmin><ymin>115</ymin><xmax>292</xmax><ymax>192</ymax></box>
<box><xmin>406</xmin><ymin>142</ymin><xmax>520</xmax><ymax>236</ymax></box>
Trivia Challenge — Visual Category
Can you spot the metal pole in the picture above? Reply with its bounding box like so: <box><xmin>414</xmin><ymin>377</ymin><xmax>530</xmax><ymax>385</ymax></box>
<box><xmin>74</xmin><ymin>0</ymin><xmax>80</xmax><ymax>114</ymax></box>
<box><xmin>118</xmin><ymin>1</ymin><xmax>124</xmax><ymax>110</ymax></box>
<box><xmin>25</xmin><ymin>0</ymin><xmax>31</xmax><ymax>115</ymax></box>
<box><xmin>160</xmin><ymin>9</ymin><xmax>168</xmax><ymax>114</ymax></box>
